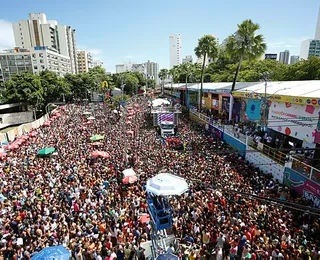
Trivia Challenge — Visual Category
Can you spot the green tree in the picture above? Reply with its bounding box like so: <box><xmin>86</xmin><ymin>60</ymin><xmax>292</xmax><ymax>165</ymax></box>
<box><xmin>40</xmin><ymin>70</ymin><xmax>71</xmax><ymax>103</ymax></box>
<box><xmin>226</xmin><ymin>19</ymin><xmax>267</xmax><ymax>92</ymax></box>
<box><xmin>3</xmin><ymin>71</ymin><xmax>44</xmax><ymax>108</ymax></box>
<box><xmin>194</xmin><ymin>35</ymin><xmax>219</xmax><ymax>110</ymax></box>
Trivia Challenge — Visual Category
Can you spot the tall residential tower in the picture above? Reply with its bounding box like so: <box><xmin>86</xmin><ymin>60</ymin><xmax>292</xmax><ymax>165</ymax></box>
<box><xmin>12</xmin><ymin>13</ymin><xmax>78</xmax><ymax>74</ymax></box>
<box><xmin>169</xmin><ymin>33</ymin><xmax>181</xmax><ymax>68</ymax></box>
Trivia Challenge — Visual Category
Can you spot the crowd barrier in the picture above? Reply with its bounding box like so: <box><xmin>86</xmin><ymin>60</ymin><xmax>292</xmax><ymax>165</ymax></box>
<box><xmin>0</xmin><ymin>113</ymin><xmax>49</xmax><ymax>150</ymax></box>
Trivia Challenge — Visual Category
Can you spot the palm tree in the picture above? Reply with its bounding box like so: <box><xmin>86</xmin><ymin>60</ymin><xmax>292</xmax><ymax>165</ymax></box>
<box><xmin>158</xmin><ymin>69</ymin><xmax>169</xmax><ymax>96</ymax></box>
<box><xmin>226</xmin><ymin>19</ymin><xmax>267</xmax><ymax>120</ymax></box>
<box><xmin>194</xmin><ymin>35</ymin><xmax>219</xmax><ymax>111</ymax></box>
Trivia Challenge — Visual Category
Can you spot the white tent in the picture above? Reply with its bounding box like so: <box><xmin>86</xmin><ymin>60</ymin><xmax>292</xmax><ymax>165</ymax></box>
<box><xmin>152</xmin><ymin>98</ymin><xmax>170</xmax><ymax>107</ymax></box>
<box><xmin>146</xmin><ymin>173</ymin><xmax>188</xmax><ymax>196</ymax></box>
<box><xmin>123</xmin><ymin>168</ymin><xmax>136</xmax><ymax>177</ymax></box>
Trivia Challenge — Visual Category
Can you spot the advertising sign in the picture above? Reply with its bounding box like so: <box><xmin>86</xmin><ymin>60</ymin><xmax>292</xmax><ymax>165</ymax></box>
<box><xmin>284</xmin><ymin>167</ymin><xmax>320</xmax><ymax>208</ymax></box>
<box><xmin>244</xmin><ymin>99</ymin><xmax>261</xmax><ymax>121</ymax></box>
<box><xmin>232</xmin><ymin>92</ymin><xmax>320</xmax><ymax>107</ymax></box>
<box><xmin>268</xmin><ymin>101</ymin><xmax>320</xmax><ymax>144</ymax></box>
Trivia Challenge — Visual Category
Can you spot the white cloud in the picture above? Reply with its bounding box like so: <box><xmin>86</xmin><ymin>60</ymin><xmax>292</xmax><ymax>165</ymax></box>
<box><xmin>0</xmin><ymin>19</ymin><xmax>15</xmax><ymax>50</ymax></box>
<box><xmin>267</xmin><ymin>36</ymin><xmax>310</xmax><ymax>49</ymax></box>
<box><xmin>124</xmin><ymin>55</ymin><xmax>134</xmax><ymax>59</ymax></box>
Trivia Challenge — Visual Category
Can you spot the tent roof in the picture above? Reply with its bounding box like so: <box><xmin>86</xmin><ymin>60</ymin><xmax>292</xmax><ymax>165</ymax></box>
<box><xmin>164</xmin><ymin>80</ymin><xmax>320</xmax><ymax>98</ymax></box>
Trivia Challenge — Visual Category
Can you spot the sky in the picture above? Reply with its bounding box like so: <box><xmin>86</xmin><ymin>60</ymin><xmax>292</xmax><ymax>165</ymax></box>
<box><xmin>0</xmin><ymin>0</ymin><xmax>319</xmax><ymax>72</ymax></box>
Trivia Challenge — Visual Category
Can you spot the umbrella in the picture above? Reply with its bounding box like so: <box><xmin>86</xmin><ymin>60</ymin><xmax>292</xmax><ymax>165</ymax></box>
<box><xmin>28</xmin><ymin>131</ymin><xmax>37</xmax><ymax>137</ymax></box>
<box><xmin>146</xmin><ymin>173</ymin><xmax>188</xmax><ymax>196</ymax></box>
<box><xmin>87</xmin><ymin>116</ymin><xmax>96</xmax><ymax>120</ymax></box>
<box><xmin>139</xmin><ymin>214</ymin><xmax>150</xmax><ymax>224</ymax></box>
<box><xmin>91</xmin><ymin>151</ymin><xmax>110</xmax><ymax>158</ymax></box>
<box><xmin>83</xmin><ymin>111</ymin><xmax>91</xmax><ymax>115</ymax></box>
<box><xmin>122</xmin><ymin>175</ymin><xmax>138</xmax><ymax>184</ymax></box>
<box><xmin>43</xmin><ymin>121</ymin><xmax>51</xmax><ymax>127</ymax></box>
<box><xmin>38</xmin><ymin>147</ymin><xmax>55</xmax><ymax>156</ymax></box>
<box><xmin>90</xmin><ymin>135</ymin><xmax>104</xmax><ymax>141</ymax></box>
<box><xmin>126</xmin><ymin>130</ymin><xmax>134</xmax><ymax>136</ymax></box>
<box><xmin>30</xmin><ymin>245</ymin><xmax>70</xmax><ymax>260</ymax></box>
<box><xmin>156</xmin><ymin>253</ymin><xmax>179</xmax><ymax>260</ymax></box>
<box><xmin>123</xmin><ymin>168</ymin><xmax>136</xmax><ymax>177</ymax></box>
<box><xmin>86</xmin><ymin>120</ymin><xmax>93</xmax><ymax>125</ymax></box>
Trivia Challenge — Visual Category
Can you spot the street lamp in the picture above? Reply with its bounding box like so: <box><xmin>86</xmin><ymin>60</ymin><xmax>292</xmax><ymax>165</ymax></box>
<box><xmin>45</xmin><ymin>103</ymin><xmax>58</xmax><ymax>115</ymax></box>
<box><xmin>185</xmin><ymin>73</ymin><xmax>194</xmax><ymax>108</ymax></box>
<box><xmin>260</xmin><ymin>72</ymin><xmax>272</xmax><ymax>130</ymax></box>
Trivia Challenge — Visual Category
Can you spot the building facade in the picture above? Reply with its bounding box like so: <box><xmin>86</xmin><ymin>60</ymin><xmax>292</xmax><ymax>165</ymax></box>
<box><xmin>300</xmin><ymin>39</ymin><xmax>320</xmax><ymax>60</ymax></box>
<box><xmin>264</xmin><ymin>53</ymin><xmax>277</xmax><ymax>60</ymax></box>
<box><xmin>290</xmin><ymin>55</ymin><xmax>300</xmax><ymax>64</ymax></box>
<box><xmin>315</xmin><ymin>7</ymin><xmax>320</xmax><ymax>40</ymax></box>
<box><xmin>12</xmin><ymin>13</ymin><xmax>77</xmax><ymax>74</ymax></box>
<box><xmin>145</xmin><ymin>60</ymin><xmax>159</xmax><ymax>84</ymax></box>
<box><xmin>279</xmin><ymin>50</ymin><xmax>290</xmax><ymax>64</ymax></box>
<box><xmin>0</xmin><ymin>47</ymin><xmax>71</xmax><ymax>82</ymax></box>
<box><xmin>169</xmin><ymin>33</ymin><xmax>181</xmax><ymax>68</ymax></box>
<box><xmin>131</xmin><ymin>63</ymin><xmax>146</xmax><ymax>74</ymax></box>
<box><xmin>116</xmin><ymin>64</ymin><xmax>126</xmax><ymax>73</ymax></box>
<box><xmin>92</xmin><ymin>60</ymin><xmax>104</xmax><ymax>68</ymax></box>
<box><xmin>182</xmin><ymin>55</ymin><xmax>193</xmax><ymax>64</ymax></box>
<box><xmin>77</xmin><ymin>50</ymin><xmax>92</xmax><ymax>73</ymax></box>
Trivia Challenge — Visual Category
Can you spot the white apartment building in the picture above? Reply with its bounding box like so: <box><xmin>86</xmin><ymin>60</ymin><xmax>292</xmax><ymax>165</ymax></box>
<box><xmin>169</xmin><ymin>33</ymin><xmax>181</xmax><ymax>68</ymax></box>
<box><xmin>77</xmin><ymin>50</ymin><xmax>93</xmax><ymax>73</ymax></box>
<box><xmin>0</xmin><ymin>47</ymin><xmax>71</xmax><ymax>82</ymax></box>
<box><xmin>300</xmin><ymin>39</ymin><xmax>320</xmax><ymax>59</ymax></box>
<box><xmin>182</xmin><ymin>55</ymin><xmax>193</xmax><ymax>64</ymax></box>
<box><xmin>12</xmin><ymin>13</ymin><xmax>78</xmax><ymax>74</ymax></box>
<box><xmin>290</xmin><ymin>55</ymin><xmax>300</xmax><ymax>64</ymax></box>
<box><xmin>116</xmin><ymin>64</ymin><xmax>126</xmax><ymax>73</ymax></box>
<box><xmin>145</xmin><ymin>60</ymin><xmax>159</xmax><ymax>84</ymax></box>
<box><xmin>132</xmin><ymin>63</ymin><xmax>146</xmax><ymax>74</ymax></box>
<box><xmin>92</xmin><ymin>60</ymin><xmax>104</xmax><ymax>68</ymax></box>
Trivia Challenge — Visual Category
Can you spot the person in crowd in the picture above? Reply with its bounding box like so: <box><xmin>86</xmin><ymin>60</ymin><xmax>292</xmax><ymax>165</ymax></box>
<box><xmin>0</xmin><ymin>98</ymin><xmax>318</xmax><ymax>260</ymax></box>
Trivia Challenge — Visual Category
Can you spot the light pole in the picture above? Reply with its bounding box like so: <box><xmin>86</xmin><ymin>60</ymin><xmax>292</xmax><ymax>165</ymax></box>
<box><xmin>45</xmin><ymin>103</ymin><xmax>58</xmax><ymax>116</ymax></box>
<box><xmin>260</xmin><ymin>72</ymin><xmax>271</xmax><ymax>130</ymax></box>
<box><xmin>185</xmin><ymin>73</ymin><xmax>194</xmax><ymax>108</ymax></box>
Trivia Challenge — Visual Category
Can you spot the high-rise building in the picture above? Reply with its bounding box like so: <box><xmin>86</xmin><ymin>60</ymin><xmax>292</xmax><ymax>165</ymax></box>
<box><xmin>12</xmin><ymin>13</ymin><xmax>78</xmax><ymax>74</ymax></box>
<box><xmin>116</xmin><ymin>64</ymin><xmax>126</xmax><ymax>73</ymax></box>
<box><xmin>0</xmin><ymin>47</ymin><xmax>71</xmax><ymax>82</ymax></box>
<box><xmin>300</xmin><ymin>39</ymin><xmax>320</xmax><ymax>59</ymax></box>
<box><xmin>131</xmin><ymin>63</ymin><xmax>146</xmax><ymax>74</ymax></box>
<box><xmin>92</xmin><ymin>60</ymin><xmax>104</xmax><ymax>68</ymax></box>
<box><xmin>196</xmin><ymin>56</ymin><xmax>215</xmax><ymax>66</ymax></box>
<box><xmin>145</xmin><ymin>60</ymin><xmax>159</xmax><ymax>84</ymax></box>
<box><xmin>182</xmin><ymin>55</ymin><xmax>193</xmax><ymax>64</ymax></box>
<box><xmin>264</xmin><ymin>53</ymin><xmax>277</xmax><ymax>60</ymax></box>
<box><xmin>290</xmin><ymin>55</ymin><xmax>300</xmax><ymax>64</ymax></box>
<box><xmin>315</xmin><ymin>6</ymin><xmax>320</xmax><ymax>40</ymax></box>
<box><xmin>169</xmin><ymin>33</ymin><xmax>181</xmax><ymax>68</ymax></box>
<box><xmin>77</xmin><ymin>50</ymin><xmax>92</xmax><ymax>73</ymax></box>
<box><xmin>279</xmin><ymin>50</ymin><xmax>290</xmax><ymax>64</ymax></box>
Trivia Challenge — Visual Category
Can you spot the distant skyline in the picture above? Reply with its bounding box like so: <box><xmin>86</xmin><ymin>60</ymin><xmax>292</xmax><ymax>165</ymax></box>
<box><xmin>0</xmin><ymin>0</ymin><xmax>319</xmax><ymax>72</ymax></box>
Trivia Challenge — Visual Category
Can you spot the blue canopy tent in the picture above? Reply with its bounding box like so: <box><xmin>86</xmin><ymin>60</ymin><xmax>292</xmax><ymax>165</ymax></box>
<box><xmin>31</xmin><ymin>245</ymin><xmax>70</xmax><ymax>260</ymax></box>
<box><xmin>156</xmin><ymin>253</ymin><xmax>179</xmax><ymax>260</ymax></box>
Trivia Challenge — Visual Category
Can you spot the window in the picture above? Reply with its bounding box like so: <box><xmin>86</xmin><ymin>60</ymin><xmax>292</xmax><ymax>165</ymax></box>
<box><xmin>32</xmin><ymin>54</ymin><xmax>36</xmax><ymax>58</ymax></box>
<box><xmin>40</xmin><ymin>59</ymin><xmax>44</xmax><ymax>63</ymax></box>
<box><xmin>34</xmin><ymin>66</ymin><xmax>38</xmax><ymax>70</ymax></box>
<box><xmin>41</xmin><ymin>65</ymin><xmax>45</xmax><ymax>69</ymax></box>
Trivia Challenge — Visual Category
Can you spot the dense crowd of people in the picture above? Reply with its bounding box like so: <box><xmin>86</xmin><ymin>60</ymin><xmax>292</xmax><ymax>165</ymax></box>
<box><xmin>0</xmin><ymin>97</ymin><xmax>319</xmax><ymax>260</ymax></box>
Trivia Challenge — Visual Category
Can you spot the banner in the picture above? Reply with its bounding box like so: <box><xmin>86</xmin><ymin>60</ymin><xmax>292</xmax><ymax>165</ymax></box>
<box><xmin>244</xmin><ymin>99</ymin><xmax>261</xmax><ymax>121</ymax></box>
<box><xmin>232</xmin><ymin>92</ymin><xmax>320</xmax><ymax>107</ymax></box>
<box><xmin>268</xmin><ymin>101</ymin><xmax>320</xmax><ymax>144</ymax></box>
<box><xmin>283</xmin><ymin>167</ymin><xmax>320</xmax><ymax>208</ymax></box>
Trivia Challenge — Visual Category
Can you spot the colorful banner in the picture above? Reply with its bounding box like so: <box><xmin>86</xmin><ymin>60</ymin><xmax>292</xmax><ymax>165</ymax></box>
<box><xmin>283</xmin><ymin>167</ymin><xmax>320</xmax><ymax>208</ymax></box>
<box><xmin>244</xmin><ymin>99</ymin><xmax>262</xmax><ymax>121</ymax></box>
<box><xmin>268</xmin><ymin>101</ymin><xmax>320</xmax><ymax>144</ymax></box>
<box><xmin>232</xmin><ymin>92</ymin><xmax>320</xmax><ymax>107</ymax></box>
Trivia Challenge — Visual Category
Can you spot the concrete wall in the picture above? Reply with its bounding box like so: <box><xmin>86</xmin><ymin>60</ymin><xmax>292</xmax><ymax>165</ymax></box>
<box><xmin>246</xmin><ymin>146</ymin><xmax>285</xmax><ymax>183</ymax></box>
<box><xmin>0</xmin><ymin>111</ymin><xmax>34</xmax><ymax>125</ymax></box>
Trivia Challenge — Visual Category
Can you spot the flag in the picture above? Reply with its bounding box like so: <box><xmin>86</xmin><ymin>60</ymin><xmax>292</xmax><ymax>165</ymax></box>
<box><xmin>157</xmin><ymin>113</ymin><xmax>174</xmax><ymax>124</ymax></box>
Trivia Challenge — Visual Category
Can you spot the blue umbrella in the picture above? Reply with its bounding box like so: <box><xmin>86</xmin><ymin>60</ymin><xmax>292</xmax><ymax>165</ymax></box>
<box><xmin>31</xmin><ymin>245</ymin><xmax>70</xmax><ymax>260</ymax></box>
<box><xmin>157</xmin><ymin>253</ymin><xmax>179</xmax><ymax>260</ymax></box>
